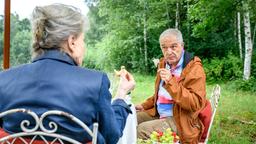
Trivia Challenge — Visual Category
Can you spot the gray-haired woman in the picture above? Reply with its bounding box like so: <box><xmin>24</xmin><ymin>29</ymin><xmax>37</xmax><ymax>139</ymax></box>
<box><xmin>0</xmin><ymin>4</ymin><xmax>135</xmax><ymax>144</ymax></box>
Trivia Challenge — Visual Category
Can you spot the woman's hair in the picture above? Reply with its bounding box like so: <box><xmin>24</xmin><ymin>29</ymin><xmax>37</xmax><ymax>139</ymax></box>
<box><xmin>31</xmin><ymin>3</ymin><xmax>85</xmax><ymax>58</ymax></box>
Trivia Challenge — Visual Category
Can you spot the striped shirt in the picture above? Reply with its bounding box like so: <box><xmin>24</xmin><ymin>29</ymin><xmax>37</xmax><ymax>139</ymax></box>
<box><xmin>157</xmin><ymin>50</ymin><xmax>184</xmax><ymax>118</ymax></box>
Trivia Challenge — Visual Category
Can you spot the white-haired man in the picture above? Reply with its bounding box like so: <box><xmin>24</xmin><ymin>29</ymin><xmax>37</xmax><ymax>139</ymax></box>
<box><xmin>136</xmin><ymin>28</ymin><xmax>209</xmax><ymax>143</ymax></box>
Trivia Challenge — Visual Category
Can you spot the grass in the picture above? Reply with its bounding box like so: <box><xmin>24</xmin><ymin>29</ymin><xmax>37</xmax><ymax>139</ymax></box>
<box><xmin>208</xmin><ymin>83</ymin><xmax>256</xmax><ymax>144</ymax></box>
<box><xmin>109</xmin><ymin>73</ymin><xmax>256</xmax><ymax>143</ymax></box>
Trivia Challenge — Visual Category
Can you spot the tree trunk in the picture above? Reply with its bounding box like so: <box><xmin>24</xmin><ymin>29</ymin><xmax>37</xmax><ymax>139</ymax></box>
<box><xmin>252</xmin><ymin>24</ymin><xmax>256</xmax><ymax>48</ymax></box>
<box><xmin>237</xmin><ymin>12</ymin><xmax>243</xmax><ymax>60</ymax></box>
<box><xmin>186</xmin><ymin>0</ymin><xmax>190</xmax><ymax>49</ymax></box>
<box><xmin>143</xmin><ymin>0</ymin><xmax>148</xmax><ymax>72</ymax></box>
<box><xmin>243</xmin><ymin>11</ymin><xmax>253</xmax><ymax>80</ymax></box>
<box><xmin>165</xmin><ymin>2</ymin><xmax>171</xmax><ymax>28</ymax></box>
<box><xmin>175</xmin><ymin>0</ymin><xmax>180</xmax><ymax>29</ymax></box>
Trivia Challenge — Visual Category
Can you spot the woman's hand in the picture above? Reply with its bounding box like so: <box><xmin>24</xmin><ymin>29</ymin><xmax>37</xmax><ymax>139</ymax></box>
<box><xmin>115</xmin><ymin>70</ymin><xmax>136</xmax><ymax>99</ymax></box>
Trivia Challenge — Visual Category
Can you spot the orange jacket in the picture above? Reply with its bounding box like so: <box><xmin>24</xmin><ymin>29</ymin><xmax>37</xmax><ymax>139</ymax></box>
<box><xmin>141</xmin><ymin>55</ymin><xmax>206</xmax><ymax>143</ymax></box>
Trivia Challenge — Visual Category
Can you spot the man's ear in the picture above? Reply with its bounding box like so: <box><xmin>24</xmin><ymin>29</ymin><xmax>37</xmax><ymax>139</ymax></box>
<box><xmin>67</xmin><ymin>35</ymin><xmax>76</xmax><ymax>53</ymax></box>
<box><xmin>181</xmin><ymin>42</ymin><xmax>184</xmax><ymax>48</ymax></box>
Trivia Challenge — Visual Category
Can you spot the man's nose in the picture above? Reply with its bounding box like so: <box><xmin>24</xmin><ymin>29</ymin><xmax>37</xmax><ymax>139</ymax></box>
<box><xmin>166</xmin><ymin>48</ymin><xmax>174</xmax><ymax>53</ymax></box>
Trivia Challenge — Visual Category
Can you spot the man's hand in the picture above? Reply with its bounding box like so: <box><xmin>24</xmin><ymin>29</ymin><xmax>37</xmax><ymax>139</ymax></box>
<box><xmin>158</xmin><ymin>68</ymin><xmax>172</xmax><ymax>84</ymax></box>
<box><xmin>135</xmin><ymin>104</ymin><xmax>144</xmax><ymax>111</ymax></box>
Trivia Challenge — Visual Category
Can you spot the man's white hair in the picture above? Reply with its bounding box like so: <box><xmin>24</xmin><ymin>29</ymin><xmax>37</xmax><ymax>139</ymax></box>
<box><xmin>159</xmin><ymin>28</ymin><xmax>183</xmax><ymax>44</ymax></box>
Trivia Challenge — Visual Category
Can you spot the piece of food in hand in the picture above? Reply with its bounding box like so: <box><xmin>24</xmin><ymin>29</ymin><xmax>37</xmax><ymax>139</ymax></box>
<box><xmin>114</xmin><ymin>66</ymin><xmax>130</xmax><ymax>80</ymax></box>
<box><xmin>114</xmin><ymin>69</ymin><xmax>121</xmax><ymax>76</ymax></box>
<box><xmin>152</xmin><ymin>58</ymin><xmax>160</xmax><ymax>67</ymax></box>
<box><xmin>114</xmin><ymin>66</ymin><xmax>126</xmax><ymax>76</ymax></box>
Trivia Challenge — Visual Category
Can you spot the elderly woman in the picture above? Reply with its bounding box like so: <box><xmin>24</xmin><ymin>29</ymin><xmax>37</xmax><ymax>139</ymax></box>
<box><xmin>0</xmin><ymin>4</ymin><xmax>135</xmax><ymax>144</ymax></box>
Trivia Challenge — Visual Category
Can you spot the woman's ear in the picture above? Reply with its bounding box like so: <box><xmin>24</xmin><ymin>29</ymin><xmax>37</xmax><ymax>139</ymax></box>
<box><xmin>67</xmin><ymin>35</ymin><xmax>76</xmax><ymax>53</ymax></box>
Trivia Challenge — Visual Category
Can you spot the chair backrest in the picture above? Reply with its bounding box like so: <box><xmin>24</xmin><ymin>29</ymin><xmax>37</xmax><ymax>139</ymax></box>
<box><xmin>0</xmin><ymin>109</ymin><xmax>98</xmax><ymax>144</ymax></box>
<box><xmin>204</xmin><ymin>84</ymin><xmax>221</xmax><ymax>144</ymax></box>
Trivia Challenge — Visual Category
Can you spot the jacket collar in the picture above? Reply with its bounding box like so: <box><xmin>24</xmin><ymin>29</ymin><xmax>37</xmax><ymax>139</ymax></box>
<box><xmin>32</xmin><ymin>49</ymin><xmax>77</xmax><ymax>66</ymax></box>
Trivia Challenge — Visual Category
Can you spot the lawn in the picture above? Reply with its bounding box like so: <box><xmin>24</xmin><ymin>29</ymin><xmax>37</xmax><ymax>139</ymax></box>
<box><xmin>110</xmin><ymin>73</ymin><xmax>256</xmax><ymax>143</ymax></box>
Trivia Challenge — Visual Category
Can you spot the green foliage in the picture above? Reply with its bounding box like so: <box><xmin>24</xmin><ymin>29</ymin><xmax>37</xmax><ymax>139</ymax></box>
<box><xmin>10</xmin><ymin>30</ymin><xmax>32</xmax><ymax>66</ymax></box>
<box><xmin>85</xmin><ymin>0</ymin><xmax>255</xmax><ymax>75</ymax></box>
<box><xmin>203</xmin><ymin>54</ymin><xmax>243</xmax><ymax>82</ymax></box>
<box><xmin>82</xmin><ymin>47</ymin><xmax>102</xmax><ymax>70</ymax></box>
<box><xmin>85</xmin><ymin>0</ymin><xmax>182</xmax><ymax>73</ymax></box>
<box><xmin>189</xmin><ymin>29</ymin><xmax>237</xmax><ymax>59</ymax></box>
<box><xmin>129</xmin><ymin>73</ymin><xmax>155</xmax><ymax>104</ymax></box>
<box><xmin>10</xmin><ymin>13</ymin><xmax>20</xmax><ymax>41</ymax></box>
<box><xmin>188</xmin><ymin>0</ymin><xmax>239</xmax><ymax>59</ymax></box>
<box><xmin>0</xmin><ymin>1</ymin><xmax>254</xmax><ymax>82</ymax></box>
<box><xmin>17</xmin><ymin>18</ymin><xmax>31</xmax><ymax>31</ymax></box>
<box><xmin>233</xmin><ymin>77</ymin><xmax>256</xmax><ymax>92</ymax></box>
<box><xmin>189</xmin><ymin>0</ymin><xmax>239</xmax><ymax>38</ymax></box>
<box><xmin>0</xmin><ymin>14</ymin><xmax>32</xmax><ymax>67</ymax></box>
<box><xmin>0</xmin><ymin>15</ymin><xmax>3</xmax><ymax>32</ymax></box>
<box><xmin>85</xmin><ymin>5</ymin><xmax>106</xmax><ymax>47</ymax></box>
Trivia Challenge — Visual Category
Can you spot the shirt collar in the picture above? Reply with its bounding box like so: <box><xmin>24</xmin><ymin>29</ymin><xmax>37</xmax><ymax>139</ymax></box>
<box><xmin>32</xmin><ymin>49</ymin><xmax>77</xmax><ymax>66</ymax></box>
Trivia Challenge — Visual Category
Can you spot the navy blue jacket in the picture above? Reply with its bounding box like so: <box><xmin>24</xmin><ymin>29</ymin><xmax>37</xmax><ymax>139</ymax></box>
<box><xmin>0</xmin><ymin>50</ymin><xmax>131</xmax><ymax>144</ymax></box>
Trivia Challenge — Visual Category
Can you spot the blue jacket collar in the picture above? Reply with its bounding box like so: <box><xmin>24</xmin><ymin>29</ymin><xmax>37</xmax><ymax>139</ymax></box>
<box><xmin>32</xmin><ymin>49</ymin><xmax>77</xmax><ymax>66</ymax></box>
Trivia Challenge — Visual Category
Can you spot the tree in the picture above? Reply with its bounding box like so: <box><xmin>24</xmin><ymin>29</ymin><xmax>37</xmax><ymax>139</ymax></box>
<box><xmin>237</xmin><ymin>12</ymin><xmax>242</xmax><ymax>59</ymax></box>
<box><xmin>243</xmin><ymin>3</ymin><xmax>253</xmax><ymax>80</ymax></box>
<box><xmin>86</xmin><ymin>0</ymin><xmax>179</xmax><ymax>73</ymax></box>
<box><xmin>84</xmin><ymin>0</ymin><xmax>256</xmax><ymax>78</ymax></box>
<box><xmin>189</xmin><ymin>0</ymin><xmax>238</xmax><ymax>58</ymax></box>
<box><xmin>143</xmin><ymin>0</ymin><xmax>148</xmax><ymax>72</ymax></box>
<box><xmin>175</xmin><ymin>0</ymin><xmax>180</xmax><ymax>29</ymax></box>
<box><xmin>0</xmin><ymin>14</ymin><xmax>32</xmax><ymax>67</ymax></box>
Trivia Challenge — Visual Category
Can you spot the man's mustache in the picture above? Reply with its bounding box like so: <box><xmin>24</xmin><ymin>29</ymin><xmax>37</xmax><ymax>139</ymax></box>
<box><xmin>165</xmin><ymin>52</ymin><xmax>177</xmax><ymax>57</ymax></box>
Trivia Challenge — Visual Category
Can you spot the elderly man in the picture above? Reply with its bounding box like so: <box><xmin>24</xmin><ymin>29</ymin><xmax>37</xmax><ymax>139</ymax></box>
<box><xmin>136</xmin><ymin>28</ymin><xmax>207</xmax><ymax>143</ymax></box>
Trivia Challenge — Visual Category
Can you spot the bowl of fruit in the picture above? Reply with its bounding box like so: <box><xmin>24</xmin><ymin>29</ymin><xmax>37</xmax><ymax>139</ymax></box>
<box><xmin>137</xmin><ymin>128</ymin><xmax>179</xmax><ymax>144</ymax></box>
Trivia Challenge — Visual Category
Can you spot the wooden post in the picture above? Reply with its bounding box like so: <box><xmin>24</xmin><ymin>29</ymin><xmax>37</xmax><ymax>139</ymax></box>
<box><xmin>3</xmin><ymin>0</ymin><xmax>11</xmax><ymax>69</ymax></box>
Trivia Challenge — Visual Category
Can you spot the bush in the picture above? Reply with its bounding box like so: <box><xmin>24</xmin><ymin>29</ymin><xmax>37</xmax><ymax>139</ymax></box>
<box><xmin>203</xmin><ymin>54</ymin><xmax>242</xmax><ymax>82</ymax></box>
<box><xmin>82</xmin><ymin>48</ymin><xmax>99</xmax><ymax>70</ymax></box>
<box><xmin>82</xmin><ymin>44</ymin><xmax>106</xmax><ymax>71</ymax></box>
<box><xmin>234</xmin><ymin>77</ymin><xmax>256</xmax><ymax>92</ymax></box>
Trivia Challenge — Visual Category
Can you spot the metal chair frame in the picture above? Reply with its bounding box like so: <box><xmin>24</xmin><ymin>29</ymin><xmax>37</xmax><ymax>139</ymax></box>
<box><xmin>204</xmin><ymin>84</ymin><xmax>221</xmax><ymax>144</ymax></box>
<box><xmin>0</xmin><ymin>109</ymin><xmax>98</xmax><ymax>144</ymax></box>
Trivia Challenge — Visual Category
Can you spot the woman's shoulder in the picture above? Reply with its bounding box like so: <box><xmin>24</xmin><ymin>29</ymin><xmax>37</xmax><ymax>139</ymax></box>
<box><xmin>78</xmin><ymin>67</ymin><xmax>106</xmax><ymax>77</ymax></box>
<box><xmin>75</xmin><ymin>67</ymin><xmax>109</xmax><ymax>82</ymax></box>
<box><xmin>0</xmin><ymin>63</ymin><xmax>28</xmax><ymax>76</ymax></box>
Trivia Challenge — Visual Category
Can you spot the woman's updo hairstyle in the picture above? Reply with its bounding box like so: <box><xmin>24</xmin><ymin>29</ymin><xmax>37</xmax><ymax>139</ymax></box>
<box><xmin>31</xmin><ymin>3</ymin><xmax>85</xmax><ymax>58</ymax></box>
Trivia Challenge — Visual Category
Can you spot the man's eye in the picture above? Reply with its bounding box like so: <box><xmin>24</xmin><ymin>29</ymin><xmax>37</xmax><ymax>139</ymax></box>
<box><xmin>172</xmin><ymin>45</ymin><xmax>178</xmax><ymax>49</ymax></box>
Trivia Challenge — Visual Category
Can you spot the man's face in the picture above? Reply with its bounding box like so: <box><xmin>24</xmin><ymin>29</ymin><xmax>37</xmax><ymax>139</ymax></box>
<box><xmin>160</xmin><ymin>35</ymin><xmax>183</xmax><ymax>66</ymax></box>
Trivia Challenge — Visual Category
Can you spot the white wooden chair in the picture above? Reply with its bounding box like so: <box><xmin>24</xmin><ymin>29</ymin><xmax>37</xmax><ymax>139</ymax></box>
<box><xmin>0</xmin><ymin>109</ymin><xmax>98</xmax><ymax>144</ymax></box>
<box><xmin>204</xmin><ymin>84</ymin><xmax>221</xmax><ymax>144</ymax></box>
